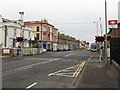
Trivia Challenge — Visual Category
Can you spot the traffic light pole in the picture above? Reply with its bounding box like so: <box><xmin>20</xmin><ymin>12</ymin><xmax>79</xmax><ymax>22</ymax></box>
<box><xmin>20</xmin><ymin>42</ymin><xmax>23</xmax><ymax>58</ymax></box>
<box><xmin>16</xmin><ymin>37</ymin><xmax>24</xmax><ymax>59</ymax></box>
<box><xmin>19</xmin><ymin>12</ymin><xmax>24</xmax><ymax>59</ymax></box>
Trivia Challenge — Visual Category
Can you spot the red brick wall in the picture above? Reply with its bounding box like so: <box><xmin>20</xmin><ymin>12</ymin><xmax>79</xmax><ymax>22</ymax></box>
<box><xmin>115</xmin><ymin>24</ymin><xmax>120</xmax><ymax>37</ymax></box>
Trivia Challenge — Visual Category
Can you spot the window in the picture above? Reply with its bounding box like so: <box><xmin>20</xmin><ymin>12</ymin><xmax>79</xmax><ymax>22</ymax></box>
<box><xmin>37</xmin><ymin>34</ymin><xmax>39</xmax><ymax>40</ymax></box>
<box><xmin>43</xmin><ymin>34</ymin><xmax>46</xmax><ymax>40</ymax></box>
<box><xmin>29</xmin><ymin>32</ymin><xmax>31</xmax><ymax>38</ymax></box>
<box><xmin>22</xmin><ymin>31</ymin><xmax>24</xmax><ymax>37</ymax></box>
<box><xmin>48</xmin><ymin>27</ymin><xmax>50</xmax><ymax>32</ymax></box>
<box><xmin>14</xmin><ymin>29</ymin><xmax>16</xmax><ymax>36</ymax></box>
<box><xmin>43</xmin><ymin>26</ymin><xmax>46</xmax><ymax>31</ymax></box>
<box><xmin>37</xmin><ymin>26</ymin><xmax>39</xmax><ymax>32</ymax></box>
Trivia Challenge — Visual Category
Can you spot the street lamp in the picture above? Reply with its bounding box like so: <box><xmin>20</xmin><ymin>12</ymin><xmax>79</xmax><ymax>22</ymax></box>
<box><xmin>93</xmin><ymin>22</ymin><xmax>99</xmax><ymax>36</ymax></box>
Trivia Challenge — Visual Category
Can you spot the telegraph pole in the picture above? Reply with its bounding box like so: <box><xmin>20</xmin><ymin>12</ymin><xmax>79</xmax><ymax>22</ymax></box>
<box><xmin>4</xmin><ymin>25</ymin><xmax>7</xmax><ymax>47</ymax></box>
<box><xmin>105</xmin><ymin>0</ymin><xmax>108</xmax><ymax>64</ymax></box>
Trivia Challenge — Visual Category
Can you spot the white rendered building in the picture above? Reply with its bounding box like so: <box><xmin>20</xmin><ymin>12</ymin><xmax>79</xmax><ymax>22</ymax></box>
<box><xmin>0</xmin><ymin>17</ymin><xmax>33</xmax><ymax>48</ymax></box>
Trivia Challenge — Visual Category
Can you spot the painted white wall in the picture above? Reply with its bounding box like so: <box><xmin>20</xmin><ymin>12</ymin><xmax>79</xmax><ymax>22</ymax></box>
<box><xmin>0</xmin><ymin>15</ymin><xmax>4</xmax><ymax>48</ymax></box>
<box><xmin>118</xmin><ymin>1</ymin><xmax>120</xmax><ymax>22</ymax></box>
<box><xmin>1</xmin><ymin>19</ymin><xmax>33</xmax><ymax>48</ymax></box>
<box><xmin>53</xmin><ymin>43</ymin><xmax>57</xmax><ymax>51</ymax></box>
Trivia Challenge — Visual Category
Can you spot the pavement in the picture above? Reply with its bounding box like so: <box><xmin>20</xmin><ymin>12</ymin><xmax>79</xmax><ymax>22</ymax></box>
<box><xmin>75</xmin><ymin>54</ymin><xmax>120</xmax><ymax>88</ymax></box>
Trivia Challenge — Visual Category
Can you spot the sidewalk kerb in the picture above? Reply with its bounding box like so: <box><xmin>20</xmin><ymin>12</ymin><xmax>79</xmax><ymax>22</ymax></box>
<box><xmin>112</xmin><ymin>60</ymin><xmax>120</xmax><ymax>71</ymax></box>
<box><xmin>73</xmin><ymin>56</ymin><xmax>92</xmax><ymax>88</ymax></box>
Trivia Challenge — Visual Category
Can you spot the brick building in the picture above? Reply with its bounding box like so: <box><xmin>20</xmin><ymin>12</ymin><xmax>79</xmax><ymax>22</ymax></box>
<box><xmin>108</xmin><ymin>23</ymin><xmax>120</xmax><ymax>38</ymax></box>
<box><xmin>25</xmin><ymin>19</ymin><xmax>58</xmax><ymax>51</ymax></box>
<box><xmin>57</xmin><ymin>33</ymin><xmax>81</xmax><ymax>51</ymax></box>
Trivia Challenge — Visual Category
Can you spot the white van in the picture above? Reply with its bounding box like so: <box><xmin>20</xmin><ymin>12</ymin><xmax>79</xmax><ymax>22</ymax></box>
<box><xmin>90</xmin><ymin>43</ymin><xmax>98</xmax><ymax>52</ymax></box>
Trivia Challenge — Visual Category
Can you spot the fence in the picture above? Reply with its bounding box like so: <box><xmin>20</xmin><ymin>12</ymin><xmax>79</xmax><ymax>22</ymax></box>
<box><xmin>110</xmin><ymin>38</ymin><xmax>120</xmax><ymax>65</ymax></box>
<box><xmin>13</xmin><ymin>48</ymin><xmax>43</xmax><ymax>56</ymax></box>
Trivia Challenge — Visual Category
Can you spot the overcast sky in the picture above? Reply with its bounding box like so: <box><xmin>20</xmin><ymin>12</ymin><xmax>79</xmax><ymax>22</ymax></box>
<box><xmin>0</xmin><ymin>0</ymin><xmax>119</xmax><ymax>43</ymax></box>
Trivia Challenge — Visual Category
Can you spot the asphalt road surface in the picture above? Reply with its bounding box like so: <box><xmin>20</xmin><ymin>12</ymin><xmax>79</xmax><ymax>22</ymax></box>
<box><xmin>2</xmin><ymin>50</ymin><xmax>98</xmax><ymax>88</ymax></box>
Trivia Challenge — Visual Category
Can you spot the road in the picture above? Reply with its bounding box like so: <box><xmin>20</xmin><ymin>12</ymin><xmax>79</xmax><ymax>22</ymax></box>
<box><xmin>2</xmin><ymin>50</ymin><xmax>98</xmax><ymax>88</ymax></box>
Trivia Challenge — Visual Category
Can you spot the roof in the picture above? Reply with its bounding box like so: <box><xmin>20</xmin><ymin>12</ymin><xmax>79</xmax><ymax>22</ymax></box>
<box><xmin>24</xmin><ymin>21</ymin><xmax>54</xmax><ymax>27</ymax></box>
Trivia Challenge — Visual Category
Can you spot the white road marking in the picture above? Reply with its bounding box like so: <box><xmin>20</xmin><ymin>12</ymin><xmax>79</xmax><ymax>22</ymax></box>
<box><xmin>51</xmin><ymin>64</ymin><xmax>78</xmax><ymax>73</ymax></box>
<box><xmin>48</xmin><ymin>62</ymin><xmax>87</xmax><ymax>78</ymax></box>
<box><xmin>64</xmin><ymin>53</ymin><xmax>74</xmax><ymax>57</ymax></box>
<box><xmin>98</xmin><ymin>65</ymin><xmax>102</xmax><ymax>68</ymax></box>
<box><xmin>48</xmin><ymin>62</ymin><xmax>86</xmax><ymax>77</ymax></box>
<box><xmin>26</xmin><ymin>82</ymin><xmax>37</xmax><ymax>89</ymax></box>
<box><xmin>54</xmin><ymin>74</ymin><xmax>74</xmax><ymax>77</ymax></box>
<box><xmin>2</xmin><ymin>58</ymin><xmax>61</xmax><ymax>76</ymax></box>
<box><xmin>24</xmin><ymin>58</ymin><xmax>59</xmax><ymax>61</ymax></box>
<box><xmin>88</xmin><ymin>56</ymin><xmax>92</xmax><ymax>61</ymax></box>
<box><xmin>49</xmin><ymin>56</ymin><xmax>92</xmax><ymax>78</ymax></box>
<box><xmin>48</xmin><ymin>64</ymin><xmax>79</xmax><ymax>77</ymax></box>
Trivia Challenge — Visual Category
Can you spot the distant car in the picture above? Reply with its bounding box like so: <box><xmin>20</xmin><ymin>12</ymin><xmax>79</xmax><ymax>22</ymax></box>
<box><xmin>87</xmin><ymin>47</ymin><xmax>91</xmax><ymax>51</ymax></box>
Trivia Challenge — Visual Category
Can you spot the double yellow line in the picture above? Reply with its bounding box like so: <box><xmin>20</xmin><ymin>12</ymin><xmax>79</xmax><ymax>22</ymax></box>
<box><xmin>72</xmin><ymin>61</ymin><xmax>86</xmax><ymax>77</ymax></box>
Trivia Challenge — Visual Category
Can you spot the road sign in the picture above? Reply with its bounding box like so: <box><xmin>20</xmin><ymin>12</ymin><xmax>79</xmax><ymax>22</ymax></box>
<box><xmin>108</xmin><ymin>20</ymin><xmax>118</xmax><ymax>25</ymax></box>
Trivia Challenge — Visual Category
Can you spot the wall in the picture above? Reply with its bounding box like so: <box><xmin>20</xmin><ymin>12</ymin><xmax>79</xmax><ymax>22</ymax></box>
<box><xmin>2</xmin><ymin>48</ymin><xmax>44</xmax><ymax>56</ymax></box>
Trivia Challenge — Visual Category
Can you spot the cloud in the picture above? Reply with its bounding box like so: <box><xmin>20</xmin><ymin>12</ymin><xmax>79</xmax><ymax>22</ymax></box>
<box><xmin>0</xmin><ymin>0</ymin><xmax>119</xmax><ymax>43</ymax></box>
